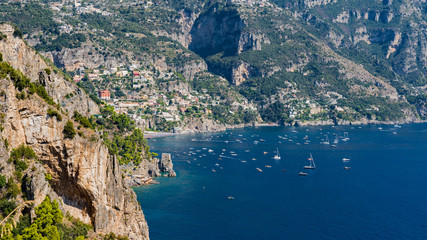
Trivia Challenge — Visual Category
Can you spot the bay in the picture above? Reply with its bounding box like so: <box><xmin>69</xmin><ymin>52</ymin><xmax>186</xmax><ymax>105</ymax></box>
<box><xmin>134</xmin><ymin>124</ymin><xmax>427</xmax><ymax>240</ymax></box>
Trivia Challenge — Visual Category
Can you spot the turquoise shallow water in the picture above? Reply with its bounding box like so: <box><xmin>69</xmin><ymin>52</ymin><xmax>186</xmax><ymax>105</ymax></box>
<box><xmin>134</xmin><ymin>124</ymin><xmax>427</xmax><ymax>240</ymax></box>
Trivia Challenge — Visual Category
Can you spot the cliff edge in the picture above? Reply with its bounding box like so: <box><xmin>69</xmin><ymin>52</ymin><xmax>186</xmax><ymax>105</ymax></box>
<box><xmin>0</xmin><ymin>23</ymin><xmax>149</xmax><ymax>239</ymax></box>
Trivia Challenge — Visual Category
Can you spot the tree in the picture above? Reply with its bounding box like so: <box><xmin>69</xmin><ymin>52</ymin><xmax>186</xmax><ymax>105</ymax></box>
<box><xmin>16</xmin><ymin>196</ymin><xmax>63</xmax><ymax>240</ymax></box>
<box><xmin>63</xmin><ymin>121</ymin><xmax>76</xmax><ymax>139</ymax></box>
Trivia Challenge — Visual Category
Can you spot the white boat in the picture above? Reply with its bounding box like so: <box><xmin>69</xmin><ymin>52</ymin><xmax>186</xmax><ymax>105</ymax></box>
<box><xmin>208</xmin><ymin>149</ymin><xmax>214</xmax><ymax>153</ymax></box>
<box><xmin>265</xmin><ymin>165</ymin><xmax>271</xmax><ymax>168</ymax></box>
<box><xmin>299</xmin><ymin>172</ymin><xmax>308</xmax><ymax>176</ymax></box>
<box><xmin>333</xmin><ymin>137</ymin><xmax>339</xmax><ymax>144</ymax></box>
<box><xmin>273</xmin><ymin>147</ymin><xmax>281</xmax><ymax>160</ymax></box>
<box><xmin>321</xmin><ymin>135</ymin><xmax>330</xmax><ymax>145</ymax></box>
<box><xmin>342</xmin><ymin>158</ymin><xmax>350</xmax><ymax>162</ymax></box>
<box><xmin>256</xmin><ymin>168</ymin><xmax>263</xmax><ymax>172</ymax></box>
<box><xmin>342</xmin><ymin>132</ymin><xmax>350</xmax><ymax>141</ymax></box>
<box><xmin>344</xmin><ymin>166</ymin><xmax>351</xmax><ymax>170</ymax></box>
<box><xmin>304</xmin><ymin>153</ymin><xmax>316</xmax><ymax>169</ymax></box>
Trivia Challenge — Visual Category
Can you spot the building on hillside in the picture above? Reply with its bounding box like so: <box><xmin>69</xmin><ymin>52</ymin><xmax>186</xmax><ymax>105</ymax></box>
<box><xmin>99</xmin><ymin>90</ymin><xmax>110</xmax><ymax>99</ymax></box>
<box><xmin>73</xmin><ymin>75</ymin><xmax>82</xmax><ymax>83</ymax></box>
<box><xmin>88</xmin><ymin>73</ymin><xmax>99</xmax><ymax>81</ymax></box>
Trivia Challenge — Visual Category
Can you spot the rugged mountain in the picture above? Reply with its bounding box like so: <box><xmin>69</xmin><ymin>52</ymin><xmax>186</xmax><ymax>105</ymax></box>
<box><xmin>0</xmin><ymin>24</ymin><xmax>150</xmax><ymax>239</ymax></box>
<box><xmin>2</xmin><ymin>0</ymin><xmax>427</xmax><ymax>126</ymax></box>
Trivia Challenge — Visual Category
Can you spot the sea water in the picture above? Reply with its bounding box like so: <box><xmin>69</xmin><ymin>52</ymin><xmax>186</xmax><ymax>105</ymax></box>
<box><xmin>133</xmin><ymin>124</ymin><xmax>427</xmax><ymax>240</ymax></box>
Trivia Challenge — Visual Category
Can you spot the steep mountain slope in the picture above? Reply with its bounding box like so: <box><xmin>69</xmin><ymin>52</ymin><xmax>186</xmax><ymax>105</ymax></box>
<box><xmin>2</xmin><ymin>0</ymin><xmax>427</xmax><ymax>125</ymax></box>
<box><xmin>0</xmin><ymin>24</ymin><xmax>149</xmax><ymax>239</ymax></box>
<box><xmin>169</xmin><ymin>0</ymin><xmax>421</xmax><ymax>124</ymax></box>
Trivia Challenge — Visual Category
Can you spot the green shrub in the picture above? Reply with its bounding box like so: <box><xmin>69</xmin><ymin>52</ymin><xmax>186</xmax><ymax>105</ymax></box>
<box><xmin>10</xmin><ymin>144</ymin><xmax>36</xmax><ymax>162</ymax></box>
<box><xmin>44</xmin><ymin>68</ymin><xmax>51</xmax><ymax>75</ymax></box>
<box><xmin>45</xmin><ymin>173</ymin><xmax>52</xmax><ymax>181</ymax></box>
<box><xmin>6</xmin><ymin>177</ymin><xmax>20</xmax><ymax>198</ymax></box>
<box><xmin>47</xmin><ymin>108</ymin><xmax>62</xmax><ymax>121</ymax></box>
<box><xmin>57</xmin><ymin>215</ymin><xmax>91</xmax><ymax>240</ymax></box>
<box><xmin>13</xmin><ymin>28</ymin><xmax>23</xmax><ymax>38</ymax></box>
<box><xmin>73</xmin><ymin>111</ymin><xmax>93</xmax><ymax>129</ymax></box>
<box><xmin>0</xmin><ymin>174</ymin><xmax>6</xmax><ymax>188</ymax></box>
<box><xmin>63</xmin><ymin>120</ymin><xmax>76</xmax><ymax>139</ymax></box>
<box><xmin>0</xmin><ymin>32</ymin><xmax>6</xmax><ymax>41</ymax></box>
<box><xmin>0</xmin><ymin>198</ymin><xmax>17</xmax><ymax>216</ymax></box>
<box><xmin>16</xmin><ymin>91</ymin><xmax>26</xmax><ymax>100</ymax></box>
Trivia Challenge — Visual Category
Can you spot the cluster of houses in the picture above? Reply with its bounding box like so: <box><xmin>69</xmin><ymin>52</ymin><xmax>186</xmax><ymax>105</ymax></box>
<box><xmin>69</xmin><ymin>64</ymin><xmax>217</xmax><ymax>125</ymax></box>
<box><xmin>49</xmin><ymin>0</ymin><xmax>112</xmax><ymax>16</ymax></box>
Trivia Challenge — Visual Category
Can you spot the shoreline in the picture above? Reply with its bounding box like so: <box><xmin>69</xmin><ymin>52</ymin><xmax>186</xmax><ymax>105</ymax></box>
<box><xmin>144</xmin><ymin>119</ymin><xmax>426</xmax><ymax>138</ymax></box>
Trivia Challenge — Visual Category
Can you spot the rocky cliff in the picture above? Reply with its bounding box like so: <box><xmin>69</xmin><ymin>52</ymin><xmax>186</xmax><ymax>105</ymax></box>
<box><xmin>0</xmin><ymin>24</ymin><xmax>149</xmax><ymax>239</ymax></box>
<box><xmin>0</xmin><ymin>24</ymin><xmax>99</xmax><ymax>117</ymax></box>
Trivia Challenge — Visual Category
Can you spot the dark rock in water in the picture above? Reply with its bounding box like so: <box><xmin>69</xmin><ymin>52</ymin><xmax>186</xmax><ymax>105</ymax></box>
<box><xmin>159</xmin><ymin>153</ymin><xmax>177</xmax><ymax>177</ymax></box>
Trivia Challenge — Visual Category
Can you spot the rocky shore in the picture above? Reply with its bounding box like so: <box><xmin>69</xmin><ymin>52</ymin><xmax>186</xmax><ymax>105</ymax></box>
<box><xmin>145</xmin><ymin>117</ymin><xmax>426</xmax><ymax>139</ymax></box>
<box><xmin>123</xmin><ymin>153</ymin><xmax>176</xmax><ymax>187</ymax></box>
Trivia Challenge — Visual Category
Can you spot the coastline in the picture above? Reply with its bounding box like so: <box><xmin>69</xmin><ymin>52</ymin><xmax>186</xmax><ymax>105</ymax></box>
<box><xmin>144</xmin><ymin>118</ymin><xmax>427</xmax><ymax>138</ymax></box>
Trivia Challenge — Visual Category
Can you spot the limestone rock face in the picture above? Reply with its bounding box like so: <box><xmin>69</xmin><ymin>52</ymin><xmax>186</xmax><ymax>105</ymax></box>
<box><xmin>188</xmin><ymin>6</ymin><xmax>244</xmax><ymax>57</ymax></box>
<box><xmin>159</xmin><ymin>153</ymin><xmax>176</xmax><ymax>177</ymax></box>
<box><xmin>237</xmin><ymin>32</ymin><xmax>269</xmax><ymax>54</ymax></box>
<box><xmin>0</xmin><ymin>24</ymin><xmax>148</xmax><ymax>239</ymax></box>
<box><xmin>0</xmin><ymin>79</ymin><xmax>149</xmax><ymax>240</ymax></box>
<box><xmin>0</xmin><ymin>24</ymin><xmax>99</xmax><ymax>117</ymax></box>
<box><xmin>232</xmin><ymin>62</ymin><xmax>250</xmax><ymax>86</ymax></box>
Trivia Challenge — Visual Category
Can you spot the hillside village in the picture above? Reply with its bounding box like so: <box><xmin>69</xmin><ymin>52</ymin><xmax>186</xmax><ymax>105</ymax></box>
<box><xmin>72</xmin><ymin>63</ymin><xmax>258</xmax><ymax>132</ymax></box>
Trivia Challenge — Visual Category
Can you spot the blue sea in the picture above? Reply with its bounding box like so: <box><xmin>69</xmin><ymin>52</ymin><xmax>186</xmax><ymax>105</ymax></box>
<box><xmin>134</xmin><ymin>124</ymin><xmax>427</xmax><ymax>240</ymax></box>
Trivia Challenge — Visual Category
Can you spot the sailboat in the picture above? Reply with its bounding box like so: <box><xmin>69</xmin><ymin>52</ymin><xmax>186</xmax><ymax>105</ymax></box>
<box><xmin>342</xmin><ymin>132</ymin><xmax>350</xmax><ymax>141</ymax></box>
<box><xmin>273</xmin><ymin>147</ymin><xmax>281</xmax><ymax>160</ymax></box>
<box><xmin>321</xmin><ymin>135</ymin><xmax>330</xmax><ymax>145</ymax></box>
<box><xmin>304</xmin><ymin>153</ymin><xmax>316</xmax><ymax>169</ymax></box>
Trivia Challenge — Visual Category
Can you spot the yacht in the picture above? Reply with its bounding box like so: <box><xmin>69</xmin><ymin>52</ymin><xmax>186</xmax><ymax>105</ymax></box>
<box><xmin>273</xmin><ymin>147</ymin><xmax>281</xmax><ymax>160</ymax></box>
<box><xmin>342</xmin><ymin>132</ymin><xmax>350</xmax><ymax>141</ymax></box>
<box><xmin>321</xmin><ymin>135</ymin><xmax>330</xmax><ymax>145</ymax></box>
<box><xmin>342</xmin><ymin>158</ymin><xmax>350</xmax><ymax>162</ymax></box>
<box><xmin>256</xmin><ymin>168</ymin><xmax>263</xmax><ymax>172</ymax></box>
<box><xmin>304</xmin><ymin>153</ymin><xmax>316</xmax><ymax>169</ymax></box>
<box><xmin>299</xmin><ymin>172</ymin><xmax>308</xmax><ymax>176</ymax></box>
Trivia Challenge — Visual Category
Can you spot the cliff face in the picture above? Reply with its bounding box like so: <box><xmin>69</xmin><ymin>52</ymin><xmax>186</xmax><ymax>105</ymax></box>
<box><xmin>0</xmin><ymin>24</ymin><xmax>149</xmax><ymax>239</ymax></box>
<box><xmin>0</xmin><ymin>24</ymin><xmax>98</xmax><ymax>117</ymax></box>
<box><xmin>188</xmin><ymin>6</ymin><xmax>244</xmax><ymax>57</ymax></box>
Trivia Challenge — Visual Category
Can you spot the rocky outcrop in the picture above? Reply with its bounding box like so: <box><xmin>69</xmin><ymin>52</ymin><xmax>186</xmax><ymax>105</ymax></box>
<box><xmin>0</xmin><ymin>80</ymin><xmax>149</xmax><ymax>239</ymax></box>
<box><xmin>159</xmin><ymin>153</ymin><xmax>176</xmax><ymax>177</ymax></box>
<box><xmin>0</xmin><ymin>24</ymin><xmax>148</xmax><ymax>239</ymax></box>
<box><xmin>0</xmin><ymin>24</ymin><xmax>99</xmax><ymax>117</ymax></box>
<box><xmin>189</xmin><ymin>5</ymin><xmax>244</xmax><ymax>57</ymax></box>
<box><xmin>49</xmin><ymin>43</ymin><xmax>123</xmax><ymax>72</ymax></box>
<box><xmin>237</xmin><ymin>32</ymin><xmax>269</xmax><ymax>53</ymax></box>
<box><xmin>179</xmin><ymin>117</ymin><xmax>227</xmax><ymax>133</ymax></box>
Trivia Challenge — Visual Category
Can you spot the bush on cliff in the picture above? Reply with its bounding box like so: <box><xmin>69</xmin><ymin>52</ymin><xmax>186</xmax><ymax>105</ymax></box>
<box><xmin>63</xmin><ymin>120</ymin><xmax>76</xmax><ymax>139</ymax></box>
<box><xmin>73</xmin><ymin>111</ymin><xmax>93</xmax><ymax>129</ymax></box>
<box><xmin>47</xmin><ymin>108</ymin><xmax>62</xmax><ymax>121</ymax></box>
